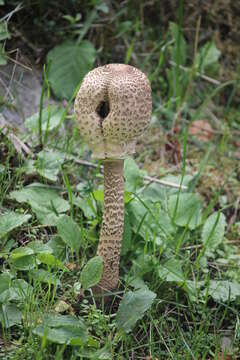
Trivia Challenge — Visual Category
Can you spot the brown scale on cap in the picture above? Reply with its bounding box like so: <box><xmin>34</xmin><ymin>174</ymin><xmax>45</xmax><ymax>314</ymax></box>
<box><xmin>74</xmin><ymin>64</ymin><xmax>152</xmax><ymax>292</ymax></box>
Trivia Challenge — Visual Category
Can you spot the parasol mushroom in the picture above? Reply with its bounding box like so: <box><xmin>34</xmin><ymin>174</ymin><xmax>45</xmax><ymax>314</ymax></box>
<box><xmin>74</xmin><ymin>64</ymin><xmax>152</xmax><ymax>291</ymax></box>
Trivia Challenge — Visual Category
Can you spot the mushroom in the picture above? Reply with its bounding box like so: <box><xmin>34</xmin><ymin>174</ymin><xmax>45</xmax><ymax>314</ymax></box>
<box><xmin>74</xmin><ymin>64</ymin><xmax>152</xmax><ymax>291</ymax></box>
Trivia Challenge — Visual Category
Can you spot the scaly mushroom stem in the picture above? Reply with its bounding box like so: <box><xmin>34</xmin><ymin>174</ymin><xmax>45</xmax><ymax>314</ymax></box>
<box><xmin>96</xmin><ymin>160</ymin><xmax>124</xmax><ymax>291</ymax></box>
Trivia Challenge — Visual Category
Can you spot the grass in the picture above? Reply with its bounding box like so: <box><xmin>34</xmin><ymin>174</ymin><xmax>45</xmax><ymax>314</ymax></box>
<box><xmin>1</xmin><ymin>1</ymin><xmax>240</xmax><ymax>359</ymax></box>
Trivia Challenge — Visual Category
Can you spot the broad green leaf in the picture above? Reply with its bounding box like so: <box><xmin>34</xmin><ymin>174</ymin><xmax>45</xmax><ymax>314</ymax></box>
<box><xmin>169</xmin><ymin>22</ymin><xmax>187</xmax><ymax>66</ymax></box>
<box><xmin>124</xmin><ymin>158</ymin><xmax>142</xmax><ymax>192</ymax></box>
<box><xmin>121</xmin><ymin>210</ymin><xmax>132</xmax><ymax>255</ymax></box>
<box><xmin>57</xmin><ymin>215</ymin><xmax>82</xmax><ymax>253</ymax></box>
<box><xmin>10</xmin><ymin>279</ymin><xmax>33</xmax><ymax>301</ymax></box>
<box><xmin>92</xmin><ymin>190</ymin><xmax>104</xmax><ymax>202</ymax></box>
<box><xmin>73</xmin><ymin>195</ymin><xmax>96</xmax><ymax>219</ymax></box>
<box><xmin>0</xmin><ymin>44</ymin><xmax>7</xmax><ymax>65</ymax></box>
<box><xmin>116</xmin><ymin>289</ymin><xmax>156</xmax><ymax>333</ymax></box>
<box><xmin>0</xmin><ymin>21</ymin><xmax>11</xmax><ymax>41</ymax></box>
<box><xmin>24</xmin><ymin>105</ymin><xmax>65</xmax><ymax>132</ymax></box>
<box><xmin>33</xmin><ymin>314</ymin><xmax>88</xmax><ymax>345</ymax></box>
<box><xmin>48</xmin><ymin>236</ymin><xmax>67</xmax><ymax>261</ymax></box>
<box><xmin>10</xmin><ymin>246</ymin><xmax>36</xmax><ymax>270</ymax></box>
<box><xmin>47</xmin><ymin>40</ymin><xmax>96</xmax><ymax>100</ymax></box>
<box><xmin>37</xmin><ymin>253</ymin><xmax>65</xmax><ymax>270</ymax></box>
<box><xmin>10</xmin><ymin>183</ymin><xmax>69</xmax><ymax>226</ymax></box>
<box><xmin>0</xmin><ymin>279</ymin><xmax>33</xmax><ymax>303</ymax></box>
<box><xmin>0</xmin><ymin>212</ymin><xmax>31</xmax><ymax>239</ymax></box>
<box><xmin>0</xmin><ymin>273</ymin><xmax>11</xmax><ymax>300</ymax></box>
<box><xmin>168</xmin><ymin>193</ymin><xmax>202</xmax><ymax>230</ymax></box>
<box><xmin>201</xmin><ymin>212</ymin><xmax>226</xmax><ymax>250</ymax></box>
<box><xmin>203</xmin><ymin>281</ymin><xmax>240</xmax><ymax>302</ymax></box>
<box><xmin>197</xmin><ymin>41</ymin><xmax>221</xmax><ymax>72</ymax></box>
<box><xmin>158</xmin><ymin>258</ymin><xmax>184</xmax><ymax>282</ymax></box>
<box><xmin>30</xmin><ymin>269</ymin><xmax>61</xmax><ymax>287</ymax></box>
<box><xmin>77</xmin><ymin>344</ymin><xmax>112</xmax><ymax>359</ymax></box>
<box><xmin>80</xmin><ymin>256</ymin><xmax>103</xmax><ymax>290</ymax></box>
<box><xmin>31</xmin><ymin>150</ymin><xmax>65</xmax><ymax>182</ymax></box>
<box><xmin>142</xmin><ymin>182</ymin><xmax>167</xmax><ymax>203</ymax></box>
<box><xmin>128</xmin><ymin>199</ymin><xmax>149</xmax><ymax>239</ymax></box>
<box><xmin>27</xmin><ymin>240</ymin><xmax>53</xmax><ymax>254</ymax></box>
<box><xmin>0</xmin><ymin>304</ymin><xmax>23</xmax><ymax>328</ymax></box>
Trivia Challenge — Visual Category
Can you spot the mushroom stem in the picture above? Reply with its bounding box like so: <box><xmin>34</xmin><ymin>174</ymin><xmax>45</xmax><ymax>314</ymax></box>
<box><xmin>96</xmin><ymin>159</ymin><xmax>124</xmax><ymax>291</ymax></box>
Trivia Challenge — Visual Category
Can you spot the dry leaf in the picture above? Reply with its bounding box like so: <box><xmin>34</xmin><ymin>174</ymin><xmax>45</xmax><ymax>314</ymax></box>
<box><xmin>189</xmin><ymin>120</ymin><xmax>213</xmax><ymax>142</ymax></box>
<box><xmin>66</xmin><ymin>262</ymin><xmax>78</xmax><ymax>271</ymax></box>
<box><xmin>55</xmin><ymin>300</ymin><xmax>70</xmax><ymax>313</ymax></box>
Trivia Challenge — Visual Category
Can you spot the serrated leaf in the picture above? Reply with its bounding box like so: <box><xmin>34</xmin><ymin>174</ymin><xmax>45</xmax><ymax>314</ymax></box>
<box><xmin>0</xmin><ymin>212</ymin><xmax>31</xmax><ymax>239</ymax></box>
<box><xmin>80</xmin><ymin>256</ymin><xmax>103</xmax><ymax>290</ymax></box>
<box><xmin>57</xmin><ymin>215</ymin><xmax>82</xmax><ymax>253</ymax></box>
<box><xmin>168</xmin><ymin>193</ymin><xmax>202</xmax><ymax>230</ymax></box>
<box><xmin>116</xmin><ymin>289</ymin><xmax>156</xmax><ymax>333</ymax></box>
<box><xmin>47</xmin><ymin>40</ymin><xmax>96</xmax><ymax>100</ymax></box>
<box><xmin>201</xmin><ymin>212</ymin><xmax>226</xmax><ymax>250</ymax></box>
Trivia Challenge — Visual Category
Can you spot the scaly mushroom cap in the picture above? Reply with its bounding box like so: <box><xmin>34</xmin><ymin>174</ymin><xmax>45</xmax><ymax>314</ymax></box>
<box><xmin>74</xmin><ymin>64</ymin><xmax>152</xmax><ymax>159</ymax></box>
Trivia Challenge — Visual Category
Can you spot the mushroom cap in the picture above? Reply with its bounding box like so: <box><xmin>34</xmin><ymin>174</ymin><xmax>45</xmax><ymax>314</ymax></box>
<box><xmin>74</xmin><ymin>64</ymin><xmax>152</xmax><ymax>159</ymax></box>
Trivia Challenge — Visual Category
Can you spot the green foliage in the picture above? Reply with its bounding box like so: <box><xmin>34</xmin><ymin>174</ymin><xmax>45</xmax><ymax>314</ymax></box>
<box><xmin>80</xmin><ymin>256</ymin><xmax>103</xmax><ymax>290</ymax></box>
<box><xmin>0</xmin><ymin>211</ymin><xmax>31</xmax><ymax>238</ymax></box>
<box><xmin>33</xmin><ymin>314</ymin><xmax>88</xmax><ymax>345</ymax></box>
<box><xmin>116</xmin><ymin>289</ymin><xmax>156</xmax><ymax>333</ymax></box>
<box><xmin>24</xmin><ymin>105</ymin><xmax>65</xmax><ymax>133</ymax></box>
<box><xmin>10</xmin><ymin>183</ymin><xmax>70</xmax><ymax>225</ymax></box>
<box><xmin>204</xmin><ymin>280</ymin><xmax>240</xmax><ymax>302</ymax></box>
<box><xmin>47</xmin><ymin>40</ymin><xmax>96</xmax><ymax>100</ymax></box>
<box><xmin>57</xmin><ymin>215</ymin><xmax>82</xmax><ymax>253</ymax></box>
<box><xmin>0</xmin><ymin>304</ymin><xmax>23</xmax><ymax>328</ymax></box>
<box><xmin>201</xmin><ymin>212</ymin><xmax>226</xmax><ymax>250</ymax></box>
<box><xmin>168</xmin><ymin>193</ymin><xmax>202</xmax><ymax>230</ymax></box>
<box><xmin>196</xmin><ymin>41</ymin><xmax>221</xmax><ymax>74</ymax></box>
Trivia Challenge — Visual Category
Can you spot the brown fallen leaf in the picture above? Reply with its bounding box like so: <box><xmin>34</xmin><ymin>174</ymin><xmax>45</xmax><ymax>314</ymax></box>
<box><xmin>66</xmin><ymin>262</ymin><xmax>78</xmax><ymax>271</ymax></box>
<box><xmin>55</xmin><ymin>300</ymin><xmax>70</xmax><ymax>313</ymax></box>
<box><xmin>189</xmin><ymin>119</ymin><xmax>213</xmax><ymax>142</ymax></box>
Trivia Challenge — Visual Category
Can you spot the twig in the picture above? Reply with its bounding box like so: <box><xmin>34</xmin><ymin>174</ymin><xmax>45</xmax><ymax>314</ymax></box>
<box><xmin>65</xmin><ymin>154</ymin><xmax>188</xmax><ymax>190</ymax></box>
